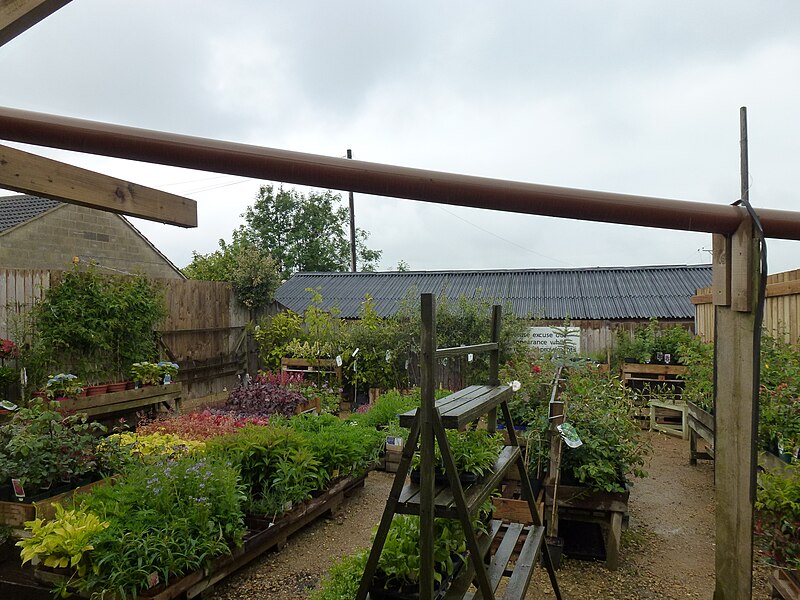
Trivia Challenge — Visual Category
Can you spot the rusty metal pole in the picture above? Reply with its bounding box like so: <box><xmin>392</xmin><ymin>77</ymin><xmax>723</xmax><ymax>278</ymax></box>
<box><xmin>347</xmin><ymin>148</ymin><xmax>357</xmax><ymax>272</ymax></box>
<box><xmin>3</xmin><ymin>106</ymin><xmax>800</xmax><ymax>240</ymax></box>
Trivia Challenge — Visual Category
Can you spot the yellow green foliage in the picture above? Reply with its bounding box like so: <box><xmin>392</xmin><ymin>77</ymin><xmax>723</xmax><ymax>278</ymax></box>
<box><xmin>100</xmin><ymin>431</ymin><xmax>204</xmax><ymax>459</ymax></box>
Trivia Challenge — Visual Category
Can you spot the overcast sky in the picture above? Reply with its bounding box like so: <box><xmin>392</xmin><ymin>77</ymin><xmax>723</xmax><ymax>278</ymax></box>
<box><xmin>1</xmin><ymin>1</ymin><xmax>799</xmax><ymax>274</ymax></box>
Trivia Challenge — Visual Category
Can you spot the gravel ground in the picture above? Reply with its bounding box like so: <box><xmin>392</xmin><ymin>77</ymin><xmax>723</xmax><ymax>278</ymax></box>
<box><xmin>208</xmin><ymin>432</ymin><xmax>775</xmax><ymax>599</ymax></box>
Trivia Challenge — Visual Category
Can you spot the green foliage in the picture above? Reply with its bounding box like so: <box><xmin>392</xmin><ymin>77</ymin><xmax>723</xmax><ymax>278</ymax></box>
<box><xmin>130</xmin><ymin>361</ymin><xmax>162</xmax><ymax>385</ymax></box>
<box><xmin>75</xmin><ymin>454</ymin><xmax>244</xmax><ymax>598</ymax></box>
<box><xmin>0</xmin><ymin>399</ymin><xmax>105</xmax><ymax>490</ymax></box>
<box><xmin>677</xmin><ymin>336</ymin><xmax>714</xmax><ymax>411</ymax></box>
<box><xmin>253</xmin><ymin>310</ymin><xmax>305</xmax><ymax>371</ymax></box>
<box><xmin>411</xmin><ymin>429</ymin><xmax>505</xmax><ymax>478</ymax></box>
<box><xmin>341</xmin><ymin>295</ymin><xmax>406</xmax><ymax>391</ymax></box>
<box><xmin>287</xmin><ymin>413</ymin><xmax>384</xmax><ymax>485</ymax></box>
<box><xmin>310</xmin><ymin>551</ymin><xmax>369</xmax><ymax>600</ymax></box>
<box><xmin>376</xmin><ymin>514</ymin><xmax>466</xmax><ymax>588</ymax></box>
<box><xmin>239</xmin><ymin>185</ymin><xmax>382</xmax><ymax>280</ymax></box>
<box><xmin>499</xmin><ymin>353</ymin><xmax>555</xmax><ymax>427</ymax></box>
<box><xmin>24</xmin><ymin>266</ymin><xmax>166</xmax><ymax>387</ymax></box>
<box><xmin>756</xmin><ymin>463</ymin><xmax>800</xmax><ymax>568</ymax></box>
<box><xmin>349</xmin><ymin>389</ymin><xmax>420</xmax><ymax>429</ymax></box>
<box><xmin>526</xmin><ymin>368</ymin><xmax>650</xmax><ymax>492</ymax></box>
<box><xmin>559</xmin><ymin>370</ymin><xmax>649</xmax><ymax>491</ymax></box>
<box><xmin>18</xmin><ymin>503</ymin><xmax>109</xmax><ymax>578</ymax></box>
<box><xmin>613</xmin><ymin>318</ymin><xmax>693</xmax><ymax>368</ymax></box>
<box><xmin>204</xmin><ymin>424</ymin><xmax>320</xmax><ymax>516</ymax></box>
<box><xmin>183</xmin><ymin>235</ymin><xmax>280</xmax><ymax>310</ymax></box>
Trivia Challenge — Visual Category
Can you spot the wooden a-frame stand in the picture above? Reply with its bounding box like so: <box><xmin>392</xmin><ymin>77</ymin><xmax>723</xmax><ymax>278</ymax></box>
<box><xmin>356</xmin><ymin>294</ymin><xmax>562</xmax><ymax>600</ymax></box>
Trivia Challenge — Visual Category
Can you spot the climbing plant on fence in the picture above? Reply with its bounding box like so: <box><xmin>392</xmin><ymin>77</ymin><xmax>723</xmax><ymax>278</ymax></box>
<box><xmin>21</xmin><ymin>266</ymin><xmax>167</xmax><ymax>388</ymax></box>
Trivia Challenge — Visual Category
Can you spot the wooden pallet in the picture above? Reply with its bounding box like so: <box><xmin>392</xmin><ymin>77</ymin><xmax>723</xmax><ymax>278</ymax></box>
<box><xmin>770</xmin><ymin>568</ymin><xmax>800</xmax><ymax>599</ymax></box>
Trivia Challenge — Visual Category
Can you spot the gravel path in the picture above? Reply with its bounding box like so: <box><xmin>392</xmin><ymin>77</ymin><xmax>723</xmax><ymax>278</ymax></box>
<box><xmin>209</xmin><ymin>432</ymin><xmax>774</xmax><ymax>599</ymax></box>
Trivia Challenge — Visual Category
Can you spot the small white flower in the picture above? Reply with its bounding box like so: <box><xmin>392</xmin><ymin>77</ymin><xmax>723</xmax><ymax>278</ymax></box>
<box><xmin>510</xmin><ymin>380</ymin><xmax>521</xmax><ymax>392</ymax></box>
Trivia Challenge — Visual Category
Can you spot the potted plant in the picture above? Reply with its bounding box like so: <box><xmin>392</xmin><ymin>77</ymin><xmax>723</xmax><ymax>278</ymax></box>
<box><xmin>130</xmin><ymin>362</ymin><xmax>162</xmax><ymax>387</ymax></box>
<box><xmin>411</xmin><ymin>429</ymin><xmax>504</xmax><ymax>485</ymax></box>
<box><xmin>368</xmin><ymin>514</ymin><xmax>467</xmax><ymax>600</ymax></box>
<box><xmin>157</xmin><ymin>361</ymin><xmax>180</xmax><ymax>384</ymax></box>
<box><xmin>0</xmin><ymin>399</ymin><xmax>104</xmax><ymax>497</ymax></box>
<box><xmin>45</xmin><ymin>373</ymin><xmax>83</xmax><ymax>400</ymax></box>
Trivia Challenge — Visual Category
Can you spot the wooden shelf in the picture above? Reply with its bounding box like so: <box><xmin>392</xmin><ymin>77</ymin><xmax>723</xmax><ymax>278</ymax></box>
<box><xmin>444</xmin><ymin>521</ymin><xmax>545</xmax><ymax>600</ymax></box>
<box><xmin>398</xmin><ymin>385</ymin><xmax>512</xmax><ymax>429</ymax></box>
<box><xmin>396</xmin><ymin>447</ymin><xmax>520</xmax><ymax>519</ymax></box>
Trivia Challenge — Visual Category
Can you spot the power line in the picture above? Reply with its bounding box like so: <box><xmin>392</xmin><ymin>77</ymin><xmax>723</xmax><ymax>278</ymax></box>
<box><xmin>433</xmin><ymin>205</ymin><xmax>573</xmax><ymax>267</ymax></box>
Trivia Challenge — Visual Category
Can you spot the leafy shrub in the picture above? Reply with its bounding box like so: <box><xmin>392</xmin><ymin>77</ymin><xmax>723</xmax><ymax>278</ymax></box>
<box><xmin>31</xmin><ymin>454</ymin><xmax>245</xmax><ymax>598</ymax></box>
<box><xmin>350</xmin><ymin>389</ymin><xmax>420</xmax><ymax>429</ymax></box>
<box><xmin>756</xmin><ymin>463</ymin><xmax>800</xmax><ymax>569</ymax></box>
<box><xmin>205</xmin><ymin>425</ymin><xmax>320</xmax><ymax>516</ymax></box>
<box><xmin>24</xmin><ymin>266</ymin><xmax>166</xmax><ymax>387</ymax></box>
<box><xmin>219</xmin><ymin>376</ymin><xmax>309</xmax><ymax>420</ymax></box>
<box><xmin>557</xmin><ymin>370</ymin><xmax>649</xmax><ymax>492</ymax></box>
<box><xmin>0</xmin><ymin>399</ymin><xmax>104</xmax><ymax>490</ymax></box>
<box><xmin>678</xmin><ymin>336</ymin><xmax>714</xmax><ymax>412</ymax></box>
<box><xmin>411</xmin><ymin>429</ymin><xmax>504</xmax><ymax>478</ymax></box>
<box><xmin>288</xmin><ymin>413</ymin><xmax>384</xmax><ymax>484</ymax></box>
<box><xmin>18</xmin><ymin>503</ymin><xmax>109</xmax><ymax>578</ymax></box>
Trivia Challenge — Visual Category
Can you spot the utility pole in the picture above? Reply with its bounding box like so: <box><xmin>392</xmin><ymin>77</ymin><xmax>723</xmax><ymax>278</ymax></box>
<box><xmin>347</xmin><ymin>148</ymin><xmax>357</xmax><ymax>272</ymax></box>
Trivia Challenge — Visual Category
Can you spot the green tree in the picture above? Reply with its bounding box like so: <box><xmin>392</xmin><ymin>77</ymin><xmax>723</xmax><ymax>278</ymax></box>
<box><xmin>241</xmin><ymin>185</ymin><xmax>382</xmax><ymax>279</ymax></box>
<box><xmin>182</xmin><ymin>236</ymin><xmax>280</xmax><ymax>309</ymax></box>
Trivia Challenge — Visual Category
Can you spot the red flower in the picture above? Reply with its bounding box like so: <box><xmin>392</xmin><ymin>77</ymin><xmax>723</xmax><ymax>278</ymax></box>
<box><xmin>531</xmin><ymin>365</ymin><xmax>542</xmax><ymax>374</ymax></box>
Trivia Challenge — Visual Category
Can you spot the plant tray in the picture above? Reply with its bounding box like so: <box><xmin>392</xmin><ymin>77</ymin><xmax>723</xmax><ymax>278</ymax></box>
<box><xmin>0</xmin><ymin>478</ymin><xmax>106</xmax><ymax>531</ymax></box>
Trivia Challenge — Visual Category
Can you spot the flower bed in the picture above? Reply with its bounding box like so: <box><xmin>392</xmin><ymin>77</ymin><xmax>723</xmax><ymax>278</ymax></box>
<box><xmin>9</xmin><ymin>410</ymin><xmax>385</xmax><ymax>598</ymax></box>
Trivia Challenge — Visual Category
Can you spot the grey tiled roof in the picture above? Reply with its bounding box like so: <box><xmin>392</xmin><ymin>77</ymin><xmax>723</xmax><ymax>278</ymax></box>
<box><xmin>0</xmin><ymin>194</ymin><xmax>62</xmax><ymax>233</ymax></box>
<box><xmin>275</xmin><ymin>265</ymin><xmax>712</xmax><ymax>320</ymax></box>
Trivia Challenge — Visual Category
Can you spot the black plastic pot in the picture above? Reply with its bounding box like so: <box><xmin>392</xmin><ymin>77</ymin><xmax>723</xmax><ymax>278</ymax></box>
<box><xmin>544</xmin><ymin>537</ymin><xmax>565</xmax><ymax>570</ymax></box>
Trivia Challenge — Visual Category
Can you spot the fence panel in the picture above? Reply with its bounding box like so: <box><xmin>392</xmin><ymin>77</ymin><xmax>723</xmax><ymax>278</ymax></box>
<box><xmin>693</xmin><ymin>268</ymin><xmax>800</xmax><ymax>343</ymax></box>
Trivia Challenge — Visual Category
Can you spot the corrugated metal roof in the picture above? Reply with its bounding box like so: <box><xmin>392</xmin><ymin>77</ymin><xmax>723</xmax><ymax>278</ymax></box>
<box><xmin>0</xmin><ymin>194</ymin><xmax>62</xmax><ymax>233</ymax></box>
<box><xmin>275</xmin><ymin>265</ymin><xmax>712</xmax><ymax>320</ymax></box>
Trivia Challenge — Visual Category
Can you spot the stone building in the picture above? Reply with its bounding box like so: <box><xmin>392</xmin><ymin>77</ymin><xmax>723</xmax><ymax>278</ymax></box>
<box><xmin>0</xmin><ymin>194</ymin><xmax>184</xmax><ymax>279</ymax></box>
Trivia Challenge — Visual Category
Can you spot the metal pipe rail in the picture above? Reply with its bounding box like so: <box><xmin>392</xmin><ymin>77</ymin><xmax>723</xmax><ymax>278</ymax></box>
<box><xmin>3</xmin><ymin>106</ymin><xmax>800</xmax><ymax>239</ymax></box>
<box><xmin>435</xmin><ymin>342</ymin><xmax>498</xmax><ymax>358</ymax></box>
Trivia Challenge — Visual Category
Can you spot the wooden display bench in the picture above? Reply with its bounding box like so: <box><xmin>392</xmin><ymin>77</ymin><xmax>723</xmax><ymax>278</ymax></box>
<box><xmin>543</xmin><ymin>483</ymin><xmax>629</xmax><ymax>571</ymax></box>
<box><xmin>687</xmin><ymin>401</ymin><xmax>714</xmax><ymax>464</ymax></box>
<box><xmin>280</xmin><ymin>357</ymin><xmax>342</xmax><ymax>381</ymax></box>
<box><xmin>622</xmin><ymin>363</ymin><xmax>687</xmax><ymax>429</ymax></box>
<box><xmin>68</xmin><ymin>383</ymin><xmax>183</xmax><ymax>420</ymax></box>
<box><xmin>648</xmin><ymin>400</ymin><xmax>689</xmax><ymax>439</ymax></box>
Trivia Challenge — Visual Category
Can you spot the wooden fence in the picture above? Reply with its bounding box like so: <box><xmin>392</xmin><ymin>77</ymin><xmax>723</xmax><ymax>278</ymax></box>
<box><xmin>692</xmin><ymin>268</ymin><xmax>800</xmax><ymax>343</ymax></box>
<box><xmin>0</xmin><ymin>269</ymin><xmax>265</xmax><ymax>404</ymax></box>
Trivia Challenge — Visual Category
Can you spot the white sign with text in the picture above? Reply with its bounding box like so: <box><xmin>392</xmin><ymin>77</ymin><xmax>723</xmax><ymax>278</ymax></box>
<box><xmin>528</xmin><ymin>326</ymin><xmax>581</xmax><ymax>353</ymax></box>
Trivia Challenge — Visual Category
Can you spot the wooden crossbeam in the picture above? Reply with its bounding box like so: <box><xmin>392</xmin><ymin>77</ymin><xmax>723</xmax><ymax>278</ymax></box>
<box><xmin>0</xmin><ymin>144</ymin><xmax>197</xmax><ymax>227</ymax></box>
<box><xmin>0</xmin><ymin>0</ymin><xmax>72</xmax><ymax>46</ymax></box>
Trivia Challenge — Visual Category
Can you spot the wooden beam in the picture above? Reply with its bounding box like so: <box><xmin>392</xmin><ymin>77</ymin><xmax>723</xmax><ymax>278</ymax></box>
<box><xmin>712</xmin><ymin>233</ymin><xmax>731</xmax><ymax>306</ymax></box>
<box><xmin>0</xmin><ymin>0</ymin><xmax>72</xmax><ymax>47</ymax></box>
<box><xmin>0</xmin><ymin>144</ymin><xmax>197</xmax><ymax>227</ymax></box>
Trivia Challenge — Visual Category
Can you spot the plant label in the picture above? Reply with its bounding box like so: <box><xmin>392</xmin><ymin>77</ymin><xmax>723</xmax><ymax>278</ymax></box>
<box><xmin>11</xmin><ymin>478</ymin><xmax>25</xmax><ymax>501</ymax></box>
<box><xmin>557</xmin><ymin>423</ymin><xmax>583</xmax><ymax>448</ymax></box>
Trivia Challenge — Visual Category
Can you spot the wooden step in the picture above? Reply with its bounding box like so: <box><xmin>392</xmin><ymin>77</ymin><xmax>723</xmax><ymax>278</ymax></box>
<box><xmin>399</xmin><ymin>385</ymin><xmax>512</xmax><ymax>430</ymax></box>
<box><xmin>396</xmin><ymin>447</ymin><xmax>520</xmax><ymax>518</ymax></box>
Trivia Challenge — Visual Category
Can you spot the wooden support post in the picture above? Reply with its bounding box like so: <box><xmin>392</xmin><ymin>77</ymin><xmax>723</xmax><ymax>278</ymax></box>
<box><xmin>487</xmin><ymin>305</ymin><xmax>502</xmax><ymax>432</ymax></box>
<box><xmin>419</xmin><ymin>293</ymin><xmax>436</xmax><ymax>600</ymax></box>
<box><xmin>714</xmin><ymin>108</ymin><xmax>760</xmax><ymax>600</ymax></box>
<box><xmin>547</xmin><ymin>400</ymin><xmax>565</xmax><ymax>540</ymax></box>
